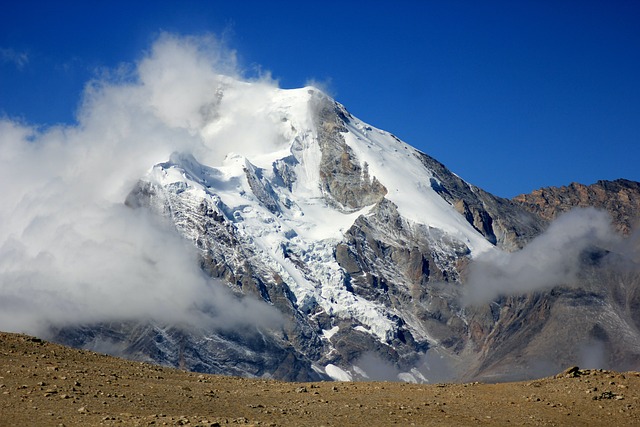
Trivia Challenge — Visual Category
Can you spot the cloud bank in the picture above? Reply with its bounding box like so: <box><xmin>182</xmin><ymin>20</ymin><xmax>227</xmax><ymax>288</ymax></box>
<box><xmin>0</xmin><ymin>34</ymin><xmax>283</xmax><ymax>337</ymax></box>
<box><xmin>463</xmin><ymin>207</ymin><xmax>624</xmax><ymax>304</ymax></box>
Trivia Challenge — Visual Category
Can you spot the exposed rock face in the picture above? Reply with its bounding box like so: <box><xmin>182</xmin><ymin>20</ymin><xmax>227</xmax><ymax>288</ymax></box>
<box><xmin>52</xmin><ymin>322</ymin><xmax>322</xmax><ymax>381</ymax></box>
<box><xmin>335</xmin><ymin>198</ymin><xmax>470</xmax><ymax>356</ymax></box>
<box><xmin>513</xmin><ymin>179</ymin><xmax>640</xmax><ymax>235</ymax></box>
<box><xmin>463</xmin><ymin>261</ymin><xmax>640</xmax><ymax>381</ymax></box>
<box><xmin>312</xmin><ymin>94</ymin><xmax>387</xmax><ymax>212</ymax></box>
<box><xmin>415</xmin><ymin>152</ymin><xmax>547</xmax><ymax>251</ymax></box>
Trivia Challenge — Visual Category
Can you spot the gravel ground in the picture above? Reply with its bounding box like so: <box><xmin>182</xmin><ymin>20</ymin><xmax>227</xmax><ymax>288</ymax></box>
<box><xmin>1</xmin><ymin>332</ymin><xmax>638</xmax><ymax>426</ymax></box>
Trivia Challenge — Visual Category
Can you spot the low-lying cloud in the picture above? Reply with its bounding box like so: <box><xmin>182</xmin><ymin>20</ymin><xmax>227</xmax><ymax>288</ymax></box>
<box><xmin>0</xmin><ymin>33</ymin><xmax>283</xmax><ymax>337</ymax></box>
<box><xmin>463</xmin><ymin>207</ymin><xmax>623</xmax><ymax>305</ymax></box>
<box><xmin>353</xmin><ymin>349</ymin><xmax>457</xmax><ymax>383</ymax></box>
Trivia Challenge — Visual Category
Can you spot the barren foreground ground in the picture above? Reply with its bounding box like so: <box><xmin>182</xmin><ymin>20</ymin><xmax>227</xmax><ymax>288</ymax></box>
<box><xmin>0</xmin><ymin>332</ymin><xmax>638</xmax><ymax>426</ymax></box>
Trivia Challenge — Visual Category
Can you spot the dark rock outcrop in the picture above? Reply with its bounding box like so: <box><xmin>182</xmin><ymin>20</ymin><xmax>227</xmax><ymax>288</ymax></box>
<box><xmin>312</xmin><ymin>94</ymin><xmax>387</xmax><ymax>212</ymax></box>
<box><xmin>416</xmin><ymin>152</ymin><xmax>547</xmax><ymax>251</ymax></box>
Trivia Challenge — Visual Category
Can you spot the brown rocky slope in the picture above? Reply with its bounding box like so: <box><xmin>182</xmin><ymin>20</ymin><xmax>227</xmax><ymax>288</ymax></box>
<box><xmin>513</xmin><ymin>179</ymin><xmax>640</xmax><ymax>235</ymax></box>
<box><xmin>1</xmin><ymin>332</ymin><xmax>639</xmax><ymax>426</ymax></box>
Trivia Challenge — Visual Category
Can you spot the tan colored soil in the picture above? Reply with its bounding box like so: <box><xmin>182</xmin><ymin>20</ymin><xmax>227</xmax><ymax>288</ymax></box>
<box><xmin>0</xmin><ymin>332</ymin><xmax>638</xmax><ymax>426</ymax></box>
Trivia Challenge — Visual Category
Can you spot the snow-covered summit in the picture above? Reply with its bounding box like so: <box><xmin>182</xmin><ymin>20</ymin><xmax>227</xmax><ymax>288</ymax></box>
<box><xmin>122</xmin><ymin>84</ymin><xmax>505</xmax><ymax>381</ymax></box>
<box><xmin>149</xmin><ymin>85</ymin><xmax>493</xmax><ymax>255</ymax></box>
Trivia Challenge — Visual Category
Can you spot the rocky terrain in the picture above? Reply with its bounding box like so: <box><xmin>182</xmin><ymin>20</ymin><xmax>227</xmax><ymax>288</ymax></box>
<box><xmin>513</xmin><ymin>179</ymin><xmax>640</xmax><ymax>235</ymax></box>
<box><xmin>1</xmin><ymin>332</ymin><xmax>639</xmax><ymax>426</ymax></box>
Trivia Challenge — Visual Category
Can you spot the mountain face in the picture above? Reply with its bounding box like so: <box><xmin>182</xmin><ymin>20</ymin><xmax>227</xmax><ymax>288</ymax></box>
<box><xmin>51</xmin><ymin>85</ymin><xmax>640</xmax><ymax>382</ymax></box>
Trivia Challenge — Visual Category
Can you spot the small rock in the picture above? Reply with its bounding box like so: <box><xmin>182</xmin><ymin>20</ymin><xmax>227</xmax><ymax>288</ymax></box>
<box><xmin>593</xmin><ymin>391</ymin><xmax>618</xmax><ymax>400</ymax></box>
<box><xmin>560</xmin><ymin>366</ymin><xmax>581</xmax><ymax>378</ymax></box>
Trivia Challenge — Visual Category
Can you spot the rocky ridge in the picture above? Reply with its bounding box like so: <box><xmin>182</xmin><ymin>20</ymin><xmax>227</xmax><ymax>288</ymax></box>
<box><xmin>513</xmin><ymin>179</ymin><xmax>640</xmax><ymax>235</ymax></box>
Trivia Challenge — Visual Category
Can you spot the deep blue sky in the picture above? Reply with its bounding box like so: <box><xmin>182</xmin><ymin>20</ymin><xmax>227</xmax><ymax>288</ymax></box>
<box><xmin>1</xmin><ymin>0</ymin><xmax>639</xmax><ymax>198</ymax></box>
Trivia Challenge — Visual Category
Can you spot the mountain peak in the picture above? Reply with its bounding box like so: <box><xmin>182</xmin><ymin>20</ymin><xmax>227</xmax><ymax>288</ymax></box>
<box><xmin>58</xmin><ymin>82</ymin><xmax>640</xmax><ymax>384</ymax></box>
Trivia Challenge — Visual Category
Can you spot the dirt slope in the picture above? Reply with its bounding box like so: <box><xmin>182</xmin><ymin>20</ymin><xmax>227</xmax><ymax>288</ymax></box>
<box><xmin>0</xmin><ymin>332</ymin><xmax>638</xmax><ymax>426</ymax></box>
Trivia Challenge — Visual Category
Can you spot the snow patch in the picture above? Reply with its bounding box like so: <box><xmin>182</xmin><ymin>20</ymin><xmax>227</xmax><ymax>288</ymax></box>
<box><xmin>343</xmin><ymin>119</ymin><xmax>493</xmax><ymax>256</ymax></box>
<box><xmin>325</xmin><ymin>364</ymin><xmax>352</xmax><ymax>382</ymax></box>
<box><xmin>352</xmin><ymin>365</ymin><xmax>369</xmax><ymax>379</ymax></box>
<box><xmin>322</xmin><ymin>326</ymin><xmax>339</xmax><ymax>340</ymax></box>
<box><xmin>397</xmin><ymin>372</ymin><xmax>418</xmax><ymax>383</ymax></box>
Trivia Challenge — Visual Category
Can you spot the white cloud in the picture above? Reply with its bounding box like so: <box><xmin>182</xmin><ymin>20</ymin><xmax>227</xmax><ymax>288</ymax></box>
<box><xmin>0</xmin><ymin>34</ymin><xmax>283</xmax><ymax>337</ymax></box>
<box><xmin>0</xmin><ymin>47</ymin><xmax>29</xmax><ymax>69</ymax></box>
<box><xmin>463</xmin><ymin>207</ymin><xmax>622</xmax><ymax>305</ymax></box>
<box><xmin>304</xmin><ymin>77</ymin><xmax>335</xmax><ymax>97</ymax></box>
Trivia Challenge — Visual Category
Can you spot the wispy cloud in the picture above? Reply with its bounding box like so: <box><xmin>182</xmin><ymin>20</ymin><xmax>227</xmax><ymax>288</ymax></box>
<box><xmin>305</xmin><ymin>76</ymin><xmax>335</xmax><ymax>97</ymax></box>
<box><xmin>0</xmin><ymin>47</ymin><xmax>29</xmax><ymax>69</ymax></box>
<box><xmin>463</xmin><ymin>207</ymin><xmax>624</xmax><ymax>305</ymax></box>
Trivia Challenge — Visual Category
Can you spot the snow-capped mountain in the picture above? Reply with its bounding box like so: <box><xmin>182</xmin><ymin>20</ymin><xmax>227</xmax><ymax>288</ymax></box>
<box><xmin>52</xmin><ymin>83</ymin><xmax>640</xmax><ymax>382</ymax></box>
